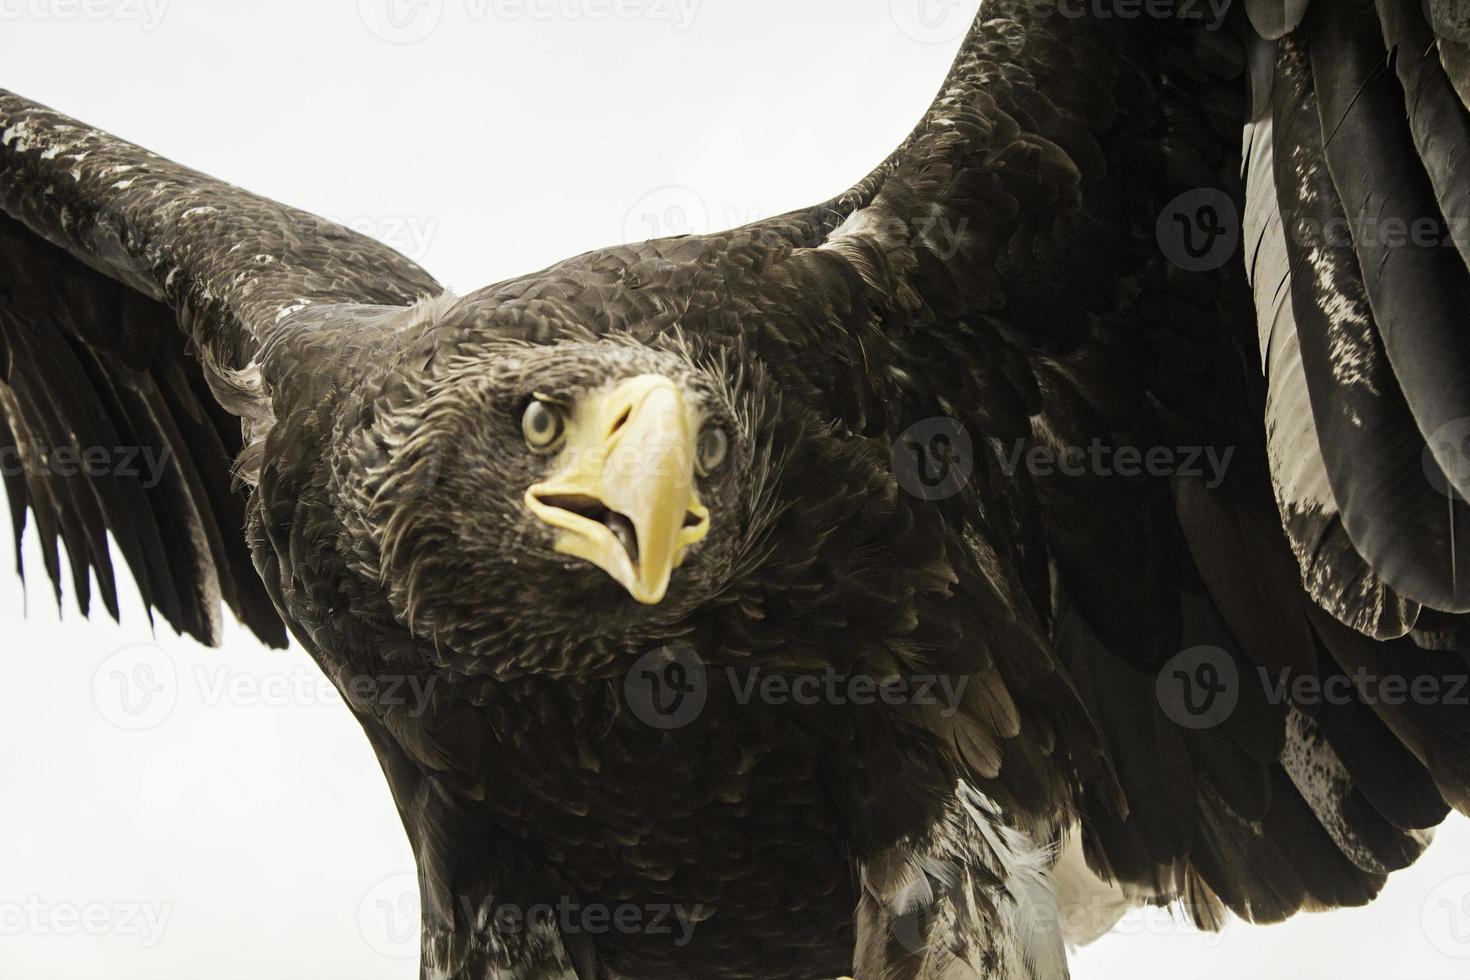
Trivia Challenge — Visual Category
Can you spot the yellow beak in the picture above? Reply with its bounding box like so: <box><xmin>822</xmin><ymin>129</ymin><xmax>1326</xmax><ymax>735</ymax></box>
<box><xmin>525</xmin><ymin>375</ymin><xmax>710</xmax><ymax>605</ymax></box>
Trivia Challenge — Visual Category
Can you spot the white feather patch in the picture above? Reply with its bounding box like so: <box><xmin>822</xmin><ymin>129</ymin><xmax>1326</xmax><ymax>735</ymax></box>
<box><xmin>857</xmin><ymin>783</ymin><xmax>1067</xmax><ymax>980</ymax></box>
<box><xmin>1244</xmin><ymin>109</ymin><xmax>1338</xmax><ymax>519</ymax></box>
<box><xmin>1050</xmin><ymin>827</ymin><xmax>1134</xmax><ymax>948</ymax></box>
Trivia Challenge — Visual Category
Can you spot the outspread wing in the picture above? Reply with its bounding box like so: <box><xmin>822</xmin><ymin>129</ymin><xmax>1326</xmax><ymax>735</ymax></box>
<box><xmin>696</xmin><ymin>0</ymin><xmax>1470</xmax><ymax>952</ymax></box>
<box><xmin>0</xmin><ymin>91</ymin><xmax>444</xmax><ymax>645</ymax></box>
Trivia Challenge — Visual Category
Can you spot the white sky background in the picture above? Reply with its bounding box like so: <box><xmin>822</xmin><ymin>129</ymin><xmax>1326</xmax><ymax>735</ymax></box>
<box><xmin>1</xmin><ymin>1</ymin><xmax>1469</xmax><ymax>977</ymax></box>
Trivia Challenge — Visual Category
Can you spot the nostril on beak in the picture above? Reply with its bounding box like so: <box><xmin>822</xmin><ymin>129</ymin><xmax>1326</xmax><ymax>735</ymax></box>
<box><xmin>608</xmin><ymin>406</ymin><xmax>632</xmax><ymax>437</ymax></box>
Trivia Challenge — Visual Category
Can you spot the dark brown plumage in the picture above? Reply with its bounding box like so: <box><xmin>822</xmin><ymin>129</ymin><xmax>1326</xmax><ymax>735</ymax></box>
<box><xmin>5</xmin><ymin>2</ymin><xmax>1470</xmax><ymax>978</ymax></box>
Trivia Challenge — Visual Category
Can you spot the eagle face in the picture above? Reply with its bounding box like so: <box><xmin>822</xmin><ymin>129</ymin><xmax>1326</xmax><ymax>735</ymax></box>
<box><xmin>520</xmin><ymin>368</ymin><xmax>717</xmax><ymax>606</ymax></box>
<box><xmin>349</xmin><ymin>330</ymin><xmax>779</xmax><ymax>675</ymax></box>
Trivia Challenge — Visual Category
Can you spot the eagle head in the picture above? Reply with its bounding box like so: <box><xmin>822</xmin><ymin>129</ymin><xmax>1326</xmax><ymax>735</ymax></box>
<box><xmin>340</xmin><ymin>315</ymin><xmax>788</xmax><ymax>676</ymax></box>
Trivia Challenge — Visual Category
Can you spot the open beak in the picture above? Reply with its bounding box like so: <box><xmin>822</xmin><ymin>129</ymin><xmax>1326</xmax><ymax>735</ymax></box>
<box><xmin>525</xmin><ymin>375</ymin><xmax>710</xmax><ymax>605</ymax></box>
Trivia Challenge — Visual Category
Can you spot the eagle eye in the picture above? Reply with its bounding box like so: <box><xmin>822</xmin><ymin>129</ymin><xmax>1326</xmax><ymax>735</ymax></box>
<box><xmin>522</xmin><ymin>398</ymin><xmax>565</xmax><ymax>452</ymax></box>
<box><xmin>696</xmin><ymin>425</ymin><xmax>729</xmax><ymax>476</ymax></box>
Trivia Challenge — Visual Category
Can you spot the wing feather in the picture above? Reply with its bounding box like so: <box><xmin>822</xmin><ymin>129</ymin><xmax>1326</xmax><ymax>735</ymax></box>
<box><xmin>745</xmin><ymin>0</ymin><xmax>1470</xmax><ymax>943</ymax></box>
<box><xmin>1308</xmin><ymin>3</ymin><xmax>1470</xmax><ymax>503</ymax></box>
<box><xmin>0</xmin><ymin>89</ymin><xmax>443</xmax><ymax>644</ymax></box>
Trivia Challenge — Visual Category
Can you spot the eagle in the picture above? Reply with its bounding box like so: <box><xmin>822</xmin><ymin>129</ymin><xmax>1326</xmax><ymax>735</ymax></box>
<box><xmin>4</xmin><ymin>1</ymin><xmax>1470</xmax><ymax>977</ymax></box>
